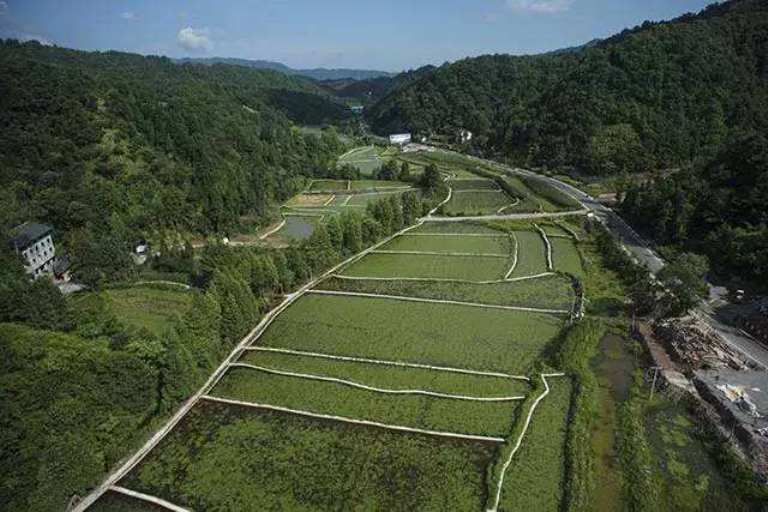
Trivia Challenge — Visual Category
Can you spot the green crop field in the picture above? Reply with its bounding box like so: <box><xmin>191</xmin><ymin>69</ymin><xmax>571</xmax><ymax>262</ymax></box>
<box><xmin>318</xmin><ymin>275</ymin><xmax>574</xmax><ymax>311</ymax></box>
<box><xmin>451</xmin><ymin>179</ymin><xmax>499</xmax><ymax>191</ymax></box>
<box><xmin>339</xmin><ymin>146</ymin><xmax>383</xmax><ymax>176</ymax></box>
<box><xmin>239</xmin><ymin>350</ymin><xmax>531</xmax><ymax>396</ymax></box>
<box><xmin>350</xmin><ymin>179</ymin><xmax>411</xmax><ymax>191</ymax></box>
<box><xmin>380</xmin><ymin>233</ymin><xmax>512</xmax><ymax>255</ymax></box>
<box><xmin>309</xmin><ymin>179</ymin><xmax>349</xmax><ymax>192</ymax></box>
<box><xmin>497</xmin><ymin>379</ymin><xmax>572</xmax><ymax>512</ymax></box>
<box><xmin>412</xmin><ymin>222</ymin><xmax>504</xmax><ymax>235</ymax></box>
<box><xmin>443</xmin><ymin>190</ymin><xmax>513</xmax><ymax>216</ymax></box>
<box><xmin>345</xmin><ymin>190</ymin><xmax>410</xmax><ymax>207</ymax></box>
<box><xmin>98</xmin><ymin>287</ymin><xmax>193</xmax><ymax>336</ymax></box>
<box><xmin>551</xmin><ymin>238</ymin><xmax>584</xmax><ymax>279</ymax></box>
<box><xmin>508</xmin><ymin>231</ymin><xmax>549</xmax><ymax>278</ymax></box>
<box><xmin>259</xmin><ymin>294</ymin><xmax>563</xmax><ymax>374</ymax></box>
<box><xmin>212</xmin><ymin>367</ymin><xmax>519</xmax><ymax>436</ymax></box>
<box><xmin>118</xmin><ymin>402</ymin><xmax>497</xmax><ymax>511</ymax></box>
<box><xmin>540</xmin><ymin>224</ymin><xmax>570</xmax><ymax>237</ymax></box>
<box><xmin>340</xmin><ymin>252</ymin><xmax>511</xmax><ymax>280</ymax></box>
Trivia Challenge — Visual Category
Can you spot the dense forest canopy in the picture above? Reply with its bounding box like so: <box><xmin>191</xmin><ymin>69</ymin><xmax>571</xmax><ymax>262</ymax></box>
<box><xmin>0</xmin><ymin>40</ymin><xmax>349</xmax><ymax>240</ymax></box>
<box><xmin>367</xmin><ymin>0</ymin><xmax>768</xmax><ymax>175</ymax></box>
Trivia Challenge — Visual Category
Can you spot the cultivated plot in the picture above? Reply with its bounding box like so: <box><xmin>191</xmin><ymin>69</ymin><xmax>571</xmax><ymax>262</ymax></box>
<box><xmin>412</xmin><ymin>222</ymin><xmax>505</xmax><ymax>235</ymax></box>
<box><xmin>451</xmin><ymin>179</ymin><xmax>500</xmax><ymax>191</ymax></box>
<box><xmin>212</xmin><ymin>367</ymin><xmax>520</xmax><ymax>436</ymax></box>
<box><xmin>319</xmin><ymin>274</ymin><xmax>575</xmax><ymax>311</ymax></box>
<box><xmin>116</xmin><ymin>402</ymin><xmax>498</xmax><ymax>511</ymax></box>
<box><xmin>257</xmin><ymin>293</ymin><xmax>564</xmax><ymax>374</ymax></box>
<box><xmin>496</xmin><ymin>379</ymin><xmax>572</xmax><ymax>512</ymax></box>
<box><xmin>379</xmin><ymin>233</ymin><xmax>512</xmax><ymax>255</ymax></box>
<box><xmin>339</xmin><ymin>146</ymin><xmax>383</xmax><ymax>176</ymax></box>
<box><xmin>443</xmin><ymin>190</ymin><xmax>514</xmax><ymax>216</ymax></box>
<box><xmin>507</xmin><ymin>231</ymin><xmax>549</xmax><ymax>278</ymax></box>
<box><xmin>551</xmin><ymin>238</ymin><xmax>584</xmax><ymax>279</ymax></box>
<box><xmin>309</xmin><ymin>179</ymin><xmax>350</xmax><ymax>192</ymax></box>
<box><xmin>340</xmin><ymin>252</ymin><xmax>511</xmax><ymax>281</ymax></box>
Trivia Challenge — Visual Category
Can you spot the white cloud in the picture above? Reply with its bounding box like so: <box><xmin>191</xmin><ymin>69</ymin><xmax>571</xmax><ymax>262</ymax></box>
<box><xmin>177</xmin><ymin>26</ymin><xmax>213</xmax><ymax>52</ymax></box>
<box><xmin>0</xmin><ymin>1</ymin><xmax>9</xmax><ymax>15</ymax></box>
<box><xmin>506</xmin><ymin>0</ymin><xmax>573</xmax><ymax>14</ymax></box>
<box><xmin>120</xmin><ymin>11</ymin><xmax>137</xmax><ymax>21</ymax></box>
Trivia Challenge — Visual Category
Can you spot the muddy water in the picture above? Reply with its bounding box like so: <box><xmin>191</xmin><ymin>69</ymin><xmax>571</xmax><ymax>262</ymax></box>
<box><xmin>589</xmin><ymin>333</ymin><xmax>634</xmax><ymax>512</ymax></box>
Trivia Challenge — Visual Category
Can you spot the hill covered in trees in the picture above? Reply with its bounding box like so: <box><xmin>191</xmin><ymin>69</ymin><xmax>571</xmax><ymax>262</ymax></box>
<box><xmin>367</xmin><ymin>0</ymin><xmax>768</xmax><ymax>175</ymax></box>
<box><xmin>177</xmin><ymin>57</ymin><xmax>395</xmax><ymax>81</ymax></box>
<box><xmin>0</xmin><ymin>40</ymin><xmax>350</xmax><ymax>242</ymax></box>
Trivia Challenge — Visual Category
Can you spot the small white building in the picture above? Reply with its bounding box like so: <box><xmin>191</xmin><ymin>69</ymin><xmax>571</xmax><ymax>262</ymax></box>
<box><xmin>458</xmin><ymin>129</ymin><xmax>473</xmax><ymax>144</ymax></box>
<box><xmin>389</xmin><ymin>133</ymin><xmax>412</xmax><ymax>145</ymax></box>
<box><xmin>9</xmin><ymin>222</ymin><xmax>56</xmax><ymax>278</ymax></box>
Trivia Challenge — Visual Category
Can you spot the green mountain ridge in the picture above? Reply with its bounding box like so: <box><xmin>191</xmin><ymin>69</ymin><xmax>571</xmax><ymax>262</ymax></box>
<box><xmin>366</xmin><ymin>0</ymin><xmax>768</xmax><ymax>174</ymax></box>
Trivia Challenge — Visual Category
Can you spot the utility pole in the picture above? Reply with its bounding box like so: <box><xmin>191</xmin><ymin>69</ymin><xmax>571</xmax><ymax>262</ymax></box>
<box><xmin>649</xmin><ymin>366</ymin><xmax>660</xmax><ymax>401</ymax></box>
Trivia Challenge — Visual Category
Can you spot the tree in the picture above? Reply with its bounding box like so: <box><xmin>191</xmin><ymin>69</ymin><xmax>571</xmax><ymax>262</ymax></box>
<box><xmin>401</xmin><ymin>191</ymin><xmax>420</xmax><ymax>225</ymax></box>
<box><xmin>398</xmin><ymin>161</ymin><xmax>411</xmax><ymax>181</ymax></box>
<box><xmin>657</xmin><ymin>253</ymin><xmax>709</xmax><ymax>317</ymax></box>
<box><xmin>420</xmin><ymin>163</ymin><xmax>441</xmax><ymax>191</ymax></box>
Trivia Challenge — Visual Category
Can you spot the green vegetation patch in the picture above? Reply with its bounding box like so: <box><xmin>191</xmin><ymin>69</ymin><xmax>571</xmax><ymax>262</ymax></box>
<box><xmin>508</xmin><ymin>231</ymin><xmax>548</xmax><ymax>278</ymax></box>
<box><xmin>551</xmin><ymin>238</ymin><xmax>584</xmax><ymax>279</ymax></box>
<box><xmin>120</xmin><ymin>401</ymin><xmax>497</xmax><ymax>511</ymax></box>
<box><xmin>318</xmin><ymin>275</ymin><xmax>574</xmax><ymax>310</ymax></box>
<box><xmin>239</xmin><ymin>349</ymin><xmax>531</xmax><ymax>396</ymax></box>
<box><xmin>339</xmin><ymin>146</ymin><xmax>382</xmax><ymax>176</ymax></box>
<box><xmin>99</xmin><ymin>287</ymin><xmax>192</xmax><ymax>336</ymax></box>
<box><xmin>345</xmin><ymin>190</ymin><xmax>407</xmax><ymax>207</ymax></box>
<box><xmin>89</xmin><ymin>491</ymin><xmax>159</xmax><ymax>512</ymax></box>
<box><xmin>350</xmin><ymin>179</ymin><xmax>411</xmax><ymax>190</ymax></box>
<box><xmin>340</xmin><ymin>252</ymin><xmax>510</xmax><ymax>281</ymax></box>
<box><xmin>309</xmin><ymin>179</ymin><xmax>349</xmax><ymax>192</ymax></box>
<box><xmin>451</xmin><ymin>179</ymin><xmax>500</xmax><ymax>190</ymax></box>
<box><xmin>412</xmin><ymin>222</ymin><xmax>504</xmax><ymax>235</ymax></box>
<box><xmin>212</xmin><ymin>367</ymin><xmax>518</xmax><ymax>436</ymax></box>
<box><xmin>497</xmin><ymin>378</ymin><xmax>572</xmax><ymax>512</ymax></box>
<box><xmin>259</xmin><ymin>294</ymin><xmax>564</xmax><ymax>374</ymax></box>
<box><xmin>380</xmin><ymin>233</ymin><xmax>512</xmax><ymax>255</ymax></box>
<box><xmin>444</xmin><ymin>190</ymin><xmax>513</xmax><ymax>216</ymax></box>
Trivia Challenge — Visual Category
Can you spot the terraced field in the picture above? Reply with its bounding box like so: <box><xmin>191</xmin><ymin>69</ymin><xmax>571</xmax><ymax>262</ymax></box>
<box><xmin>88</xmin><ymin>219</ymin><xmax>580</xmax><ymax>512</ymax></box>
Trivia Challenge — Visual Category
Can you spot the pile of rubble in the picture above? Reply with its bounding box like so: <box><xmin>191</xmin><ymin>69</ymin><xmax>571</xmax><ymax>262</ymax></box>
<box><xmin>654</xmin><ymin>316</ymin><xmax>747</xmax><ymax>371</ymax></box>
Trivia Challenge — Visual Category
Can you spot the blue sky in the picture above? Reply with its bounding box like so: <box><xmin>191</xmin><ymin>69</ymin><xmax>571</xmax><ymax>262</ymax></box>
<box><xmin>0</xmin><ymin>0</ymin><xmax>720</xmax><ymax>71</ymax></box>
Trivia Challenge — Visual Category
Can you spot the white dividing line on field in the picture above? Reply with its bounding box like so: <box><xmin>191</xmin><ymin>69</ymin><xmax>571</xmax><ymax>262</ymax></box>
<box><xmin>330</xmin><ymin>273</ymin><xmax>556</xmax><ymax>285</ymax></box>
<box><xmin>371</xmin><ymin>249</ymin><xmax>509</xmax><ymax>258</ymax></box>
<box><xmin>109</xmin><ymin>486</ymin><xmax>190</xmax><ymax>512</ymax></box>
<box><xmin>486</xmin><ymin>373</ymin><xmax>567</xmax><ymax>512</ymax></box>
<box><xmin>533</xmin><ymin>223</ymin><xmax>554</xmax><ymax>272</ymax></box>
<box><xmin>428</xmin><ymin>185</ymin><xmax>453</xmax><ymax>216</ymax></box>
<box><xmin>307</xmin><ymin>289</ymin><xmax>570</xmax><ymax>315</ymax></box>
<box><xmin>258</xmin><ymin>219</ymin><xmax>286</xmax><ymax>240</ymax></box>
<box><xmin>503</xmin><ymin>232</ymin><xmax>520</xmax><ymax>280</ymax></box>
<box><xmin>244</xmin><ymin>346</ymin><xmax>530</xmax><ymax>380</ymax></box>
<box><xmin>555</xmin><ymin>221</ymin><xmax>581</xmax><ymax>241</ymax></box>
<box><xmin>202</xmin><ymin>395</ymin><xmax>506</xmax><ymax>443</ymax></box>
<box><xmin>496</xmin><ymin>198</ymin><xmax>521</xmax><ymax>215</ymax></box>
<box><xmin>323</xmin><ymin>195</ymin><xmax>336</xmax><ymax>207</ymax></box>
<box><xmin>342</xmin><ymin>194</ymin><xmax>353</xmax><ymax>206</ymax></box>
<box><xmin>228</xmin><ymin>363</ymin><xmax>525</xmax><ymax>402</ymax></box>
<box><xmin>283</xmin><ymin>212</ymin><xmax>325</xmax><ymax>218</ymax></box>
<box><xmin>347</xmin><ymin>180</ymin><xmax>351</xmax><ymax>191</ymax></box>
<box><xmin>338</xmin><ymin>145</ymin><xmax>373</xmax><ymax>160</ymax></box>
<box><xmin>453</xmin><ymin>189</ymin><xmax>504</xmax><ymax>194</ymax></box>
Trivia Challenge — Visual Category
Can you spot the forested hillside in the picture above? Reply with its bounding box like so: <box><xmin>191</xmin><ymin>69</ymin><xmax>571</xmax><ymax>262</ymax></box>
<box><xmin>367</xmin><ymin>0</ymin><xmax>768</xmax><ymax>174</ymax></box>
<box><xmin>0</xmin><ymin>40</ymin><xmax>349</xmax><ymax>242</ymax></box>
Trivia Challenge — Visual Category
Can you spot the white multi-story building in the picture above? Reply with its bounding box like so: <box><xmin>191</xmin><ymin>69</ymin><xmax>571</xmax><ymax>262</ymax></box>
<box><xmin>9</xmin><ymin>222</ymin><xmax>56</xmax><ymax>278</ymax></box>
<box><xmin>389</xmin><ymin>133</ymin><xmax>412</xmax><ymax>145</ymax></box>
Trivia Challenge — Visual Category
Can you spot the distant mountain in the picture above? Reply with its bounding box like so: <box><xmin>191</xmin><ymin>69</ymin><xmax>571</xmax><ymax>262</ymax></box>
<box><xmin>176</xmin><ymin>57</ymin><xmax>395</xmax><ymax>81</ymax></box>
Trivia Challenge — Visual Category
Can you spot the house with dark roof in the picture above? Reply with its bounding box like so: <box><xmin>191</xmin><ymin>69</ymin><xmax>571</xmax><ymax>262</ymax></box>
<box><xmin>9</xmin><ymin>222</ymin><xmax>56</xmax><ymax>278</ymax></box>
